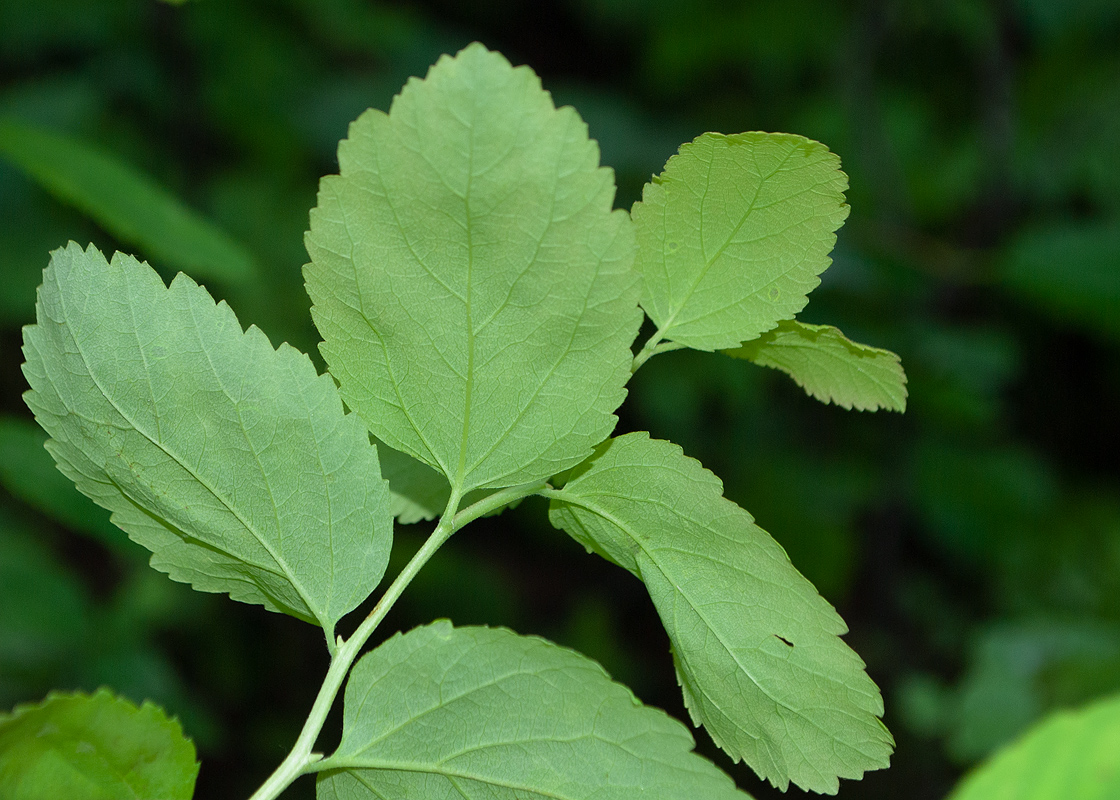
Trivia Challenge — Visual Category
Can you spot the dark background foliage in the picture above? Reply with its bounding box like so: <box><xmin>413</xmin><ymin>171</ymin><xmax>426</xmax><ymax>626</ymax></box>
<box><xmin>1</xmin><ymin>1</ymin><xmax>1118</xmax><ymax>798</ymax></box>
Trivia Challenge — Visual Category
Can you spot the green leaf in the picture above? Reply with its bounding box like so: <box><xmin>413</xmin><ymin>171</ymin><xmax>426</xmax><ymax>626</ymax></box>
<box><xmin>0</xmin><ymin>689</ymin><xmax>198</xmax><ymax>800</ymax></box>
<box><xmin>0</xmin><ymin>117</ymin><xmax>255</xmax><ymax>284</ymax></box>
<box><xmin>632</xmin><ymin>132</ymin><xmax>849</xmax><ymax>351</ymax></box>
<box><xmin>21</xmin><ymin>242</ymin><xmax>392</xmax><ymax>636</ymax></box>
<box><xmin>316</xmin><ymin>621</ymin><xmax>750</xmax><ymax>800</ymax></box>
<box><xmin>723</xmin><ymin>319</ymin><xmax>907</xmax><ymax>411</ymax></box>
<box><xmin>0</xmin><ymin>415</ymin><xmax>130</xmax><ymax>553</ymax></box>
<box><xmin>305</xmin><ymin>42</ymin><xmax>641</xmax><ymax>495</ymax></box>
<box><xmin>548</xmin><ymin>433</ymin><xmax>893</xmax><ymax>793</ymax></box>
<box><xmin>948</xmin><ymin>692</ymin><xmax>1120</xmax><ymax>800</ymax></box>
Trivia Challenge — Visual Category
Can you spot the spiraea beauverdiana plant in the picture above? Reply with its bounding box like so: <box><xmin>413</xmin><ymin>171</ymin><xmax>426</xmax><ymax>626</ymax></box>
<box><xmin>7</xmin><ymin>43</ymin><xmax>905</xmax><ymax>800</ymax></box>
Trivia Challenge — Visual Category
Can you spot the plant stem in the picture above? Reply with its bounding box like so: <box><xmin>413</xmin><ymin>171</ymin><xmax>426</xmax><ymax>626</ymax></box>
<box><xmin>246</xmin><ymin>479</ymin><xmax>546</xmax><ymax>800</ymax></box>
<box><xmin>632</xmin><ymin>331</ymin><xmax>685</xmax><ymax>374</ymax></box>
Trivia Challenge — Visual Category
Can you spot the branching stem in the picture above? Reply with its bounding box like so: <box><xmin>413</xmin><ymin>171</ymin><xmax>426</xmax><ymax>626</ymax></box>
<box><xmin>246</xmin><ymin>479</ymin><xmax>546</xmax><ymax>800</ymax></box>
<box><xmin>632</xmin><ymin>331</ymin><xmax>685</xmax><ymax>374</ymax></box>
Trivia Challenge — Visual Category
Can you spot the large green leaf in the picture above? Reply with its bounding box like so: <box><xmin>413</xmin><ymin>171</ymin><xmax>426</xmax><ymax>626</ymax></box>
<box><xmin>304</xmin><ymin>42</ymin><xmax>641</xmax><ymax>495</ymax></box>
<box><xmin>0</xmin><ymin>689</ymin><xmax>198</xmax><ymax>800</ymax></box>
<box><xmin>723</xmin><ymin>319</ymin><xmax>907</xmax><ymax>411</ymax></box>
<box><xmin>21</xmin><ymin>243</ymin><xmax>392</xmax><ymax>636</ymax></box>
<box><xmin>948</xmin><ymin>692</ymin><xmax>1120</xmax><ymax>800</ymax></box>
<box><xmin>0</xmin><ymin>117</ymin><xmax>255</xmax><ymax>284</ymax></box>
<box><xmin>632</xmin><ymin>132</ymin><xmax>849</xmax><ymax>351</ymax></box>
<box><xmin>548</xmin><ymin>433</ymin><xmax>893</xmax><ymax>793</ymax></box>
<box><xmin>316</xmin><ymin>621</ymin><xmax>750</xmax><ymax>800</ymax></box>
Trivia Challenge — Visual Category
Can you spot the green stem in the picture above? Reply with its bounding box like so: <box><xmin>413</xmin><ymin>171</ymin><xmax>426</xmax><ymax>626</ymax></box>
<box><xmin>631</xmin><ymin>331</ymin><xmax>685</xmax><ymax>374</ymax></box>
<box><xmin>246</xmin><ymin>479</ymin><xmax>546</xmax><ymax>800</ymax></box>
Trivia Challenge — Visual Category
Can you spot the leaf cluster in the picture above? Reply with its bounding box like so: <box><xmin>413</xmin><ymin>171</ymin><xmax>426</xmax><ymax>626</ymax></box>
<box><xmin>11</xmin><ymin>43</ymin><xmax>909</xmax><ymax>799</ymax></box>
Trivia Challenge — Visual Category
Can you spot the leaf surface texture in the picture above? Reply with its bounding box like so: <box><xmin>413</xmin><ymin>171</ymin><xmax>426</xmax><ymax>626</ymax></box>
<box><xmin>724</xmin><ymin>320</ymin><xmax>907</xmax><ymax>411</ymax></box>
<box><xmin>316</xmin><ymin>621</ymin><xmax>750</xmax><ymax>800</ymax></box>
<box><xmin>632</xmin><ymin>132</ymin><xmax>848</xmax><ymax>351</ymax></box>
<box><xmin>21</xmin><ymin>243</ymin><xmax>392</xmax><ymax>635</ymax></box>
<box><xmin>305</xmin><ymin>43</ymin><xmax>641</xmax><ymax>494</ymax></box>
<box><xmin>548</xmin><ymin>433</ymin><xmax>893</xmax><ymax>793</ymax></box>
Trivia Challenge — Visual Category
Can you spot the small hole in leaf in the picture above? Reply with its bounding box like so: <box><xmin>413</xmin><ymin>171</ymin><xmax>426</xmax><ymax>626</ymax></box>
<box><xmin>775</xmin><ymin>635</ymin><xmax>793</xmax><ymax>648</ymax></box>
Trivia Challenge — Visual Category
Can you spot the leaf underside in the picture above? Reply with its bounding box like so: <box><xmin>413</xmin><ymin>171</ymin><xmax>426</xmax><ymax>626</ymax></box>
<box><xmin>304</xmin><ymin>42</ymin><xmax>641</xmax><ymax>495</ymax></box>
<box><xmin>0</xmin><ymin>689</ymin><xmax>198</xmax><ymax>800</ymax></box>
<box><xmin>724</xmin><ymin>319</ymin><xmax>908</xmax><ymax>411</ymax></box>
<box><xmin>632</xmin><ymin>132</ymin><xmax>849</xmax><ymax>352</ymax></box>
<box><xmin>21</xmin><ymin>243</ymin><xmax>393</xmax><ymax>636</ymax></box>
<box><xmin>316</xmin><ymin>621</ymin><xmax>751</xmax><ymax>800</ymax></box>
<box><xmin>548</xmin><ymin>433</ymin><xmax>893</xmax><ymax>793</ymax></box>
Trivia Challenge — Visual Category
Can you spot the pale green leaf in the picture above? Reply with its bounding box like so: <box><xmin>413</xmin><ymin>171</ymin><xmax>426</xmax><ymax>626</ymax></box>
<box><xmin>0</xmin><ymin>689</ymin><xmax>198</xmax><ymax>800</ymax></box>
<box><xmin>948</xmin><ymin>692</ymin><xmax>1120</xmax><ymax>800</ymax></box>
<box><xmin>548</xmin><ymin>433</ymin><xmax>893</xmax><ymax>793</ymax></box>
<box><xmin>316</xmin><ymin>621</ymin><xmax>751</xmax><ymax>800</ymax></box>
<box><xmin>632</xmin><ymin>132</ymin><xmax>849</xmax><ymax>351</ymax></box>
<box><xmin>21</xmin><ymin>242</ymin><xmax>392</xmax><ymax>636</ymax></box>
<box><xmin>305</xmin><ymin>42</ymin><xmax>641</xmax><ymax>495</ymax></box>
<box><xmin>723</xmin><ymin>319</ymin><xmax>907</xmax><ymax>411</ymax></box>
<box><xmin>0</xmin><ymin>117</ymin><xmax>255</xmax><ymax>283</ymax></box>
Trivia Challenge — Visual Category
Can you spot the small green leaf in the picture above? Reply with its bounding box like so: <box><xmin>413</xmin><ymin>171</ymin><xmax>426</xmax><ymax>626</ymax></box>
<box><xmin>723</xmin><ymin>319</ymin><xmax>907</xmax><ymax>411</ymax></box>
<box><xmin>305</xmin><ymin>43</ymin><xmax>641</xmax><ymax>495</ymax></box>
<box><xmin>316</xmin><ymin>621</ymin><xmax>750</xmax><ymax>800</ymax></box>
<box><xmin>22</xmin><ymin>243</ymin><xmax>392</xmax><ymax>636</ymax></box>
<box><xmin>0</xmin><ymin>415</ymin><xmax>129</xmax><ymax>553</ymax></box>
<box><xmin>0</xmin><ymin>117</ymin><xmax>255</xmax><ymax>284</ymax></box>
<box><xmin>0</xmin><ymin>689</ymin><xmax>198</xmax><ymax>800</ymax></box>
<box><xmin>632</xmin><ymin>132</ymin><xmax>849</xmax><ymax>351</ymax></box>
<box><xmin>948</xmin><ymin>692</ymin><xmax>1120</xmax><ymax>800</ymax></box>
<box><xmin>548</xmin><ymin>433</ymin><xmax>893</xmax><ymax>793</ymax></box>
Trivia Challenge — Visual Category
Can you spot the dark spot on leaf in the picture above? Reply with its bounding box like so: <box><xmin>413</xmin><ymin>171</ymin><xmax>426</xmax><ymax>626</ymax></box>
<box><xmin>775</xmin><ymin>635</ymin><xmax>793</xmax><ymax>648</ymax></box>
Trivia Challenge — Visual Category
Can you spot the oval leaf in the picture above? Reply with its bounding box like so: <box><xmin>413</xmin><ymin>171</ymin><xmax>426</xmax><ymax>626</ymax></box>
<box><xmin>632</xmin><ymin>132</ymin><xmax>849</xmax><ymax>351</ymax></box>
<box><xmin>21</xmin><ymin>243</ymin><xmax>392</xmax><ymax>636</ymax></box>
<box><xmin>548</xmin><ymin>433</ymin><xmax>893</xmax><ymax>793</ymax></box>
<box><xmin>724</xmin><ymin>319</ymin><xmax>907</xmax><ymax>411</ymax></box>
<box><xmin>316</xmin><ymin>621</ymin><xmax>750</xmax><ymax>800</ymax></box>
<box><xmin>304</xmin><ymin>42</ymin><xmax>641</xmax><ymax>494</ymax></box>
<box><xmin>949</xmin><ymin>692</ymin><xmax>1120</xmax><ymax>800</ymax></box>
<box><xmin>0</xmin><ymin>117</ymin><xmax>256</xmax><ymax>284</ymax></box>
<box><xmin>0</xmin><ymin>689</ymin><xmax>198</xmax><ymax>800</ymax></box>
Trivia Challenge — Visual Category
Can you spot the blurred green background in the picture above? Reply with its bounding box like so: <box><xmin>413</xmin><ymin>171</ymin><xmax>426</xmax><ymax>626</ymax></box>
<box><xmin>1</xmin><ymin>1</ymin><xmax>1118</xmax><ymax>798</ymax></box>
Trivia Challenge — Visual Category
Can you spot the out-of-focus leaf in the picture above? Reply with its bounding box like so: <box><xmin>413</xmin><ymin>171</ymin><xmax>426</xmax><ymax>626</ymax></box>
<box><xmin>1002</xmin><ymin>219</ymin><xmax>1120</xmax><ymax>340</ymax></box>
<box><xmin>0</xmin><ymin>415</ymin><xmax>128</xmax><ymax>553</ymax></box>
<box><xmin>0</xmin><ymin>689</ymin><xmax>198</xmax><ymax>799</ymax></box>
<box><xmin>0</xmin><ymin>519</ymin><xmax>89</xmax><ymax>701</ymax></box>
<box><xmin>0</xmin><ymin>117</ymin><xmax>256</xmax><ymax>283</ymax></box>
<box><xmin>947</xmin><ymin>620</ymin><xmax>1120</xmax><ymax>761</ymax></box>
<box><xmin>948</xmin><ymin>691</ymin><xmax>1120</xmax><ymax>800</ymax></box>
<box><xmin>723</xmin><ymin>319</ymin><xmax>907</xmax><ymax>411</ymax></box>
